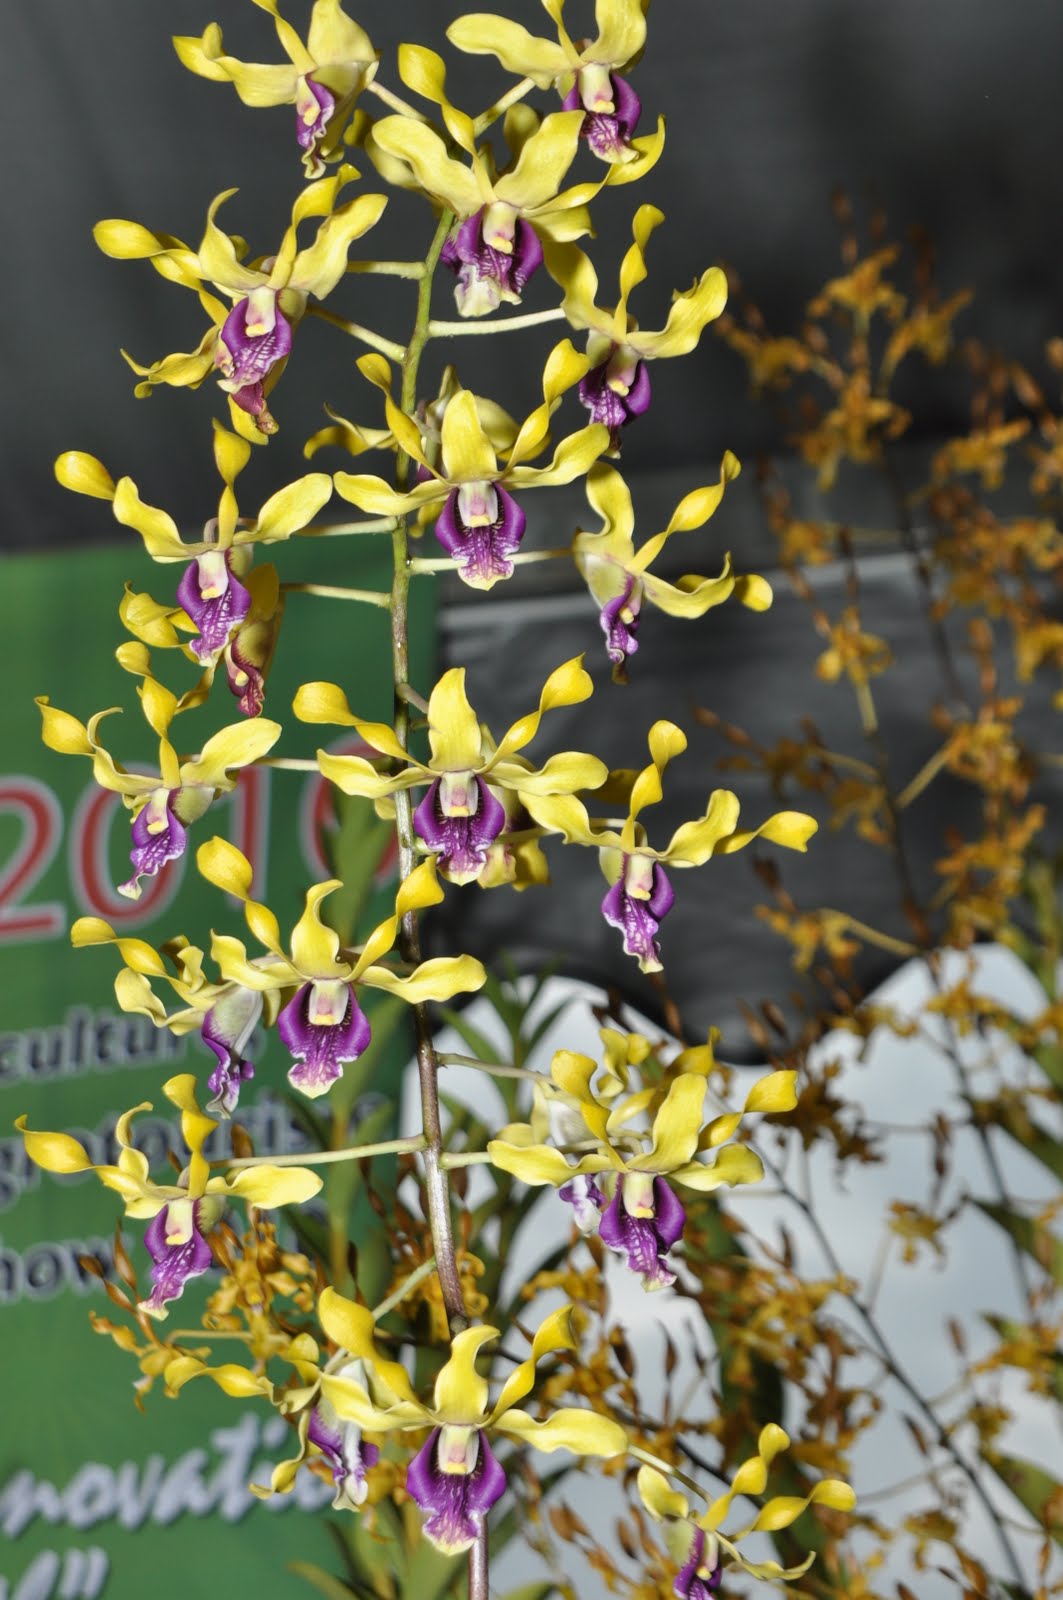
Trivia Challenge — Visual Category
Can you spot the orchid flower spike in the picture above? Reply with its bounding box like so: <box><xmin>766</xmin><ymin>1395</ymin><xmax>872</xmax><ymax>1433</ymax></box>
<box><xmin>94</xmin><ymin>167</ymin><xmax>387</xmax><ymax>436</ymax></box>
<box><xmin>315</xmin><ymin>1294</ymin><xmax>627</xmax><ymax>1548</ymax></box>
<box><xmin>294</xmin><ymin>656</ymin><xmax>608</xmax><ymax>885</ymax></box>
<box><xmin>196</xmin><ymin>842</ymin><xmax>486</xmax><ymax>1097</ymax></box>
<box><xmin>17</xmin><ymin>1075</ymin><xmax>321</xmax><ymax>1318</ymax></box>
<box><xmin>175</xmin><ymin>0</ymin><xmax>379</xmax><ymax>178</ymax></box>
<box><xmin>332</xmin><ymin>344</ymin><xmax>608</xmax><ymax>587</ymax></box>
<box><xmin>545</xmin><ymin>205</ymin><xmax>729</xmax><ymax>449</ymax></box>
<box><xmin>522</xmin><ymin>721</ymin><xmax>817</xmax><ymax>971</ymax></box>
<box><xmin>573</xmin><ymin>457</ymin><xmax>772</xmax><ymax>679</ymax></box>
<box><xmin>37</xmin><ymin>682</ymin><xmax>280</xmax><ymax>900</ymax></box>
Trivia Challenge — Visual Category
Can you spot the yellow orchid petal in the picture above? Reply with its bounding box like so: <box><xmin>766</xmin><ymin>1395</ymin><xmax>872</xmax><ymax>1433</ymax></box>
<box><xmin>491</xmin><ymin>1305</ymin><xmax>577</xmax><ymax>1421</ymax></box>
<box><xmin>292</xmin><ymin>681</ymin><xmax>402</xmax><ymax>753</ymax></box>
<box><xmin>629</xmin><ymin>453</ymin><xmax>741</xmax><ymax>576</ymax></box>
<box><xmin>318</xmin><ymin>1287</ymin><xmax>420</xmax><ymax>1406</ymax></box>
<box><xmin>640</xmin><ymin>563</ymin><xmax>737</xmax><ymax>620</ymax></box>
<box><xmin>507</xmin><ymin>422</ymin><xmax>609</xmax><ymax>491</ymax></box>
<box><xmin>440</xmin><ymin>389</ymin><xmax>498</xmax><ymax>484</ymax></box>
<box><xmin>604</xmin><ymin>116</ymin><xmax>667</xmax><ymax>186</ymax></box>
<box><xmin>15</xmin><ymin>1117</ymin><xmax>95</xmax><ymax>1174</ymax></box>
<box><xmin>397</xmin><ymin>44</ymin><xmax>475</xmax><ymax>151</ymax></box>
<box><xmin>180</xmin><ymin>718</ymin><xmax>282</xmax><ymax>791</ymax></box>
<box><xmin>487</xmin><ymin>1140</ymin><xmax>576</xmax><ymax>1186</ymax></box>
<box><xmin>197</xmin><ymin>190</ymin><xmax>266</xmax><ymax>294</ymax></box>
<box><xmin>542</xmin><ymin>238</ymin><xmax>604</xmax><ymax>335</ymax></box>
<box><xmin>226</xmin><ymin>1164</ymin><xmax>324</xmax><ymax>1207</ymax></box>
<box><xmin>497</xmin><ymin>1408</ymin><xmax>628</xmax><ymax>1456</ymax></box>
<box><xmin>138</xmin><ymin>675</ymin><xmax>177</xmax><ymax>743</ymax></box>
<box><xmin>505</xmin><ymin>339</ymin><xmax>592</xmax><ymax>469</ymax></box>
<box><xmin>71</xmin><ymin>916</ymin><xmax>168</xmax><ymax>977</ymax></box>
<box><xmin>426</xmin><ymin>668</ymin><xmax>486</xmax><ymax>772</ymax></box>
<box><xmin>520</xmin><ymin>790</ymin><xmax>614</xmax><ymax>848</ymax></box>
<box><xmin>332</xmin><ymin>471</ymin><xmax>441</xmax><ymax>517</ymax></box>
<box><xmin>616</xmin><ymin>204</ymin><xmax>663</xmax><ymax>314</ymax></box>
<box><xmin>701</xmin><ymin>1423</ymin><xmax>790</xmax><ymax>1532</ymax></box>
<box><xmin>495</xmin><ymin>110</ymin><xmax>585</xmax><ymax>214</ymax></box>
<box><xmin>627</xmin><ymin>721</ymin><xmax>687</xmax><ymax>825</ymax></box>
<box><xmin>111</xmin><ymin>477</ymin><xmax>188</xmax><ymax>560</ymax></box>
<box><xmin>320</xmin><ymin>1372</ymin><xmax>424</xmax><ymax>1432</ymax></box>
<box><xmin>370</xmin><ymin>116</ymin><xmax>482</xmax><ymax>216</ymax></box>
<box><xmin>577</xmin><ymin>461</ymin><xmax>636</xmax><ymax>561</ymax></box>
<box><xmin>162</xmin><ymin>1074</ymin><xmax>216</xmax><ymax>1197</ymax></box>
<box><xmin>37</xmin><ymin>698</ymin><xmax>94</xmax><ymax>760</ymax></box>
<box><xmin>55</xmin><ymin>451</ymin><xmax>116</xmax><ymax>501</ymax></box>
<box><xmin>360</xmin><ymin>955</ymin><xmax>487</xmax><ymax>1005</ymax></box>
<box><xmin>315</xmin><ymin>749</ymin><xmax>419</xmax><ymax>801</ymax></box>
<box><xmin>209</xmin><ymin>934</ymin><xmax>290</xmax><ymax>991</ymax></box>
<box><xmin>177</xmin><ymin>27</ymin><xmax>300</xmax><ymax>105</ymax></box>
<box><xmin>307</xmin><ymin>0</ymin><xmax>376</xmax><ymax>72</ymax></box>
<box><xmin>633</xmin><ymin>267</ymin><xmax>728</xmax><ymax>359</ymax></box>
<box><xmin>253</xmin><ymin>473</ymin><xmax>333</xmax><ymax>540</ymax></box>
<box><xmin>592</xmin><ymin>0</ymin><xmax>649</xmax><ymax>65</ymax></box>
<box><xmin>660</xmin><ymin>790</ymin><xmax>742</xmax><ymax>867</ymax></box>
<box><xmin>671</xmin><ymin>1144</ymin><xmax>764</xmax><ymax>1192</ymax></box>
<box><xmin>166</xmin><ymin>1355</ymin><xmax>275</xmax><ymax>1399</ymax></box>
<box><xmin>744</xmin><ymin>1069</ymin><xmax>799</xmax><ymax>1115</ymax></box>
<box><xmin>196</xmin><ymin>838</ymin><xmax>285</xmax><ymax>956</ymax></box>
<box><xmin>293</xmin><ymin>191</ymin><xmax>389</xmax><ymax>299</ymax></box>
<box><xmin>433</xmin><ymin>1325</ymin><xmax>497</xmax><ymax>1422</ymax></box>
<box><xmin>629</xmin><ymin>1074</ymin><xmax>706</xmax><ymax>1171</ymax></box>
<box><xmin>490</xmin><ymin>656</ymin><xmax>595</xmax><ymax>763</ymax></box>
<box><xmin>636</xmin><ymin>1465</ymin><xmax>690</xmax><ymax>1522</ymax></box>
<box><xmin>445</xmin><ymin>16</ymin><xmax>571</xmax><ymax>85</ymax></box>
<box><xmin>493</xmin><ymin>750</ymin><xmax>608</xmax><ymax>797</ymax></box>
<box><xmin>349</xmin><ymin>860</ymin><xmax>442</xmax><ymax>978</ymax></box>
<box><xmin>289</xmin><ymin>879</ymin><xmax>346</xmax><ymax>977</ymax></box>
<box><xmin>733</xmin><ymin>572</ymin><xmax>773</xmax><ymax>611</ymax></box>
<box><xmin>745</xmin><ymin>1479</ymin><xmax>857</xmax><ymax>1535</ymax></box>
<box><xmin>714</xmin><ymin>809</ymin><xmax>818</xmax><ymax>856</ymax></box>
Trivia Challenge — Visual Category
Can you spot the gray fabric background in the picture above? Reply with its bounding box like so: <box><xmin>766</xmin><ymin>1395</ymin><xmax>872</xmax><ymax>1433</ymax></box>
<box><xmin>5</xmin><ymin>1</ymin><xmax>1062</xmax><ymax>1050</ymax></box>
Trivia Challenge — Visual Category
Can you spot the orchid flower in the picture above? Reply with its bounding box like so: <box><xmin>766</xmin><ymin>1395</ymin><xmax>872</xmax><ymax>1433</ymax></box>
<box><xmin>294</xmin><ymin>657</ymin><xmax>607</xmax><ymax>884</ymax></box>
<box><xmin>58</xmin><ymin>425</ymin><xmax>329</xmax><ymax>707</ymax></box>
<box><xmin>17</xmin><ymin>1075</ymin><xmax>321</xmax><ymax>1319</ymax></box>
<box><xmin>175</xmin><ymin>0</ymin><xmax>378</xmax><ymax>178</ymax></box>
<box><xmin>95</xmin><ymin>166</ymin><xmax>387</xmax><ymax>436</ymax></box>
<box><xmin>37</xmin><ymin>683</ymin><xmax>280</xmax><ymax>900</ymax></box>
<box><xmin>196</xmin><ymin>843</ymin><xmax>486</xmax><ymax>1097</ymax></box>
<box><xmin>573</xmin><ymin>457</ymin><xmax>772</xmax><ymax>678</ymax></box>
<box><xmin>448</xmin><ymin>0</ymin><xmax>664</xmax><ymax>172</ymax></box>
<box><xmin>489</xmin><ymin>1040</ymin><xmax>797</xmax><ymax>1289</ymax></box>
<box><xmin>522</xmin><ymin>722</ymin><xmax>818</xmax><ymax>971</ymax></box>
<box><xmin>68</xmin><ymin>917</ymin><xmax>279</xmax><ymax>1118</ymax></box>
<box><xmin>367</xmin><ymin>53</ymin><xmax>604</xmax><ymax>316</ymax></box>
<box><xmin>333</xmin><ymin>343</ymin><xmax>608</xmax><ymax>586</ymax></box>
<box><xmin>544</xmin><ymin>206</ymin><xmax>729</xmax><ymax>448</ymax></box>
<box><xmin>637</xmin><ymin>1426</ymin><xmax>856</xmax><ymax>1590</ymax></box>
<box><xmin>314</xmin><ymin>1294</ymin><xmax>627</xmax><ymax>1547</ymax></box>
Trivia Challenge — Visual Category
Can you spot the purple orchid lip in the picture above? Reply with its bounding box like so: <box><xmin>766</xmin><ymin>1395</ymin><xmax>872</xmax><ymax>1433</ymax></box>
<box><xmin>414</xmin><ymin>776</ymin><xmax>506</xmax><ymax>884</ymax></box>
<box><xmin>295</xmin><ymin>74</ymin><xmax>336</xmax><ymax>155</ymax></box>
<box><xmin>435</xmin><ymin>483</ymin><xmax>527</xmax><ymax>589</ymax></box>
<box><xmin>277</xmin><ymin>980</ymin><xmax>372</xmax><ymax>1099</ymax></box>
<box><xmin>307</xmin><ymin>1395</ymin><xmax>380</xmax><ymax>1510</ymax></box>
<box><xmin>601</xmin><ymin>857</ymin><xmax>675</xmax><ymax>971</ymax></box>
<box><xmin>119</xmin><ymin>790</ymin><xmax>188</xmax><ymax>901</ymax></box>
<box><xmin>598</xmin><ymin>1174</ymin><xmax>686</xmax><ymax>1291</ymax></box>
<box><xmin>441</xmin><ymin>207</ymin><xmax>544</xmax><ymax>317</ymax></box>
<box><xmin>138</xmin><ymin>1197</ymin><xmax>219</xmax><ymax>1319</ymax></box>
<box><xmin>214</xmin><ymin>293</ymin><xmax>292</xmax><ymax>428</ymax></box>
<box><xmin>562</xmin><ymin>71</ymin><xmax>642</xmax><ymax>161</ymax></box>
<box><xmin>177</xmin><ymin>551</ymin><xmax>252</xmax><ymax>663</ymax></box>
<box><xmin>202</xmin><ymin>987</ymin><xmax>262</xmax><ymax>1117</ymax></box>
<box><xmin>579</xmin><ymin>352</ymin><xmax>652</xmax><ymax>450</ymax></box>
<box><xmin>405</xmin><ymin>1427</ymin><xmax>507</xmax><ymax>1555</ymax></box>
<box><xmin>600</xmin><ymin>574</ymin><xmax>643</xmax><ymax>675</ymax></box>
<box><xmin>674</xmin><ymin>1526</ymin><xmax>723</xmax><ymax>1598</ymax></box>
<box><xmin>224</xmin><ymin>625</ymin><xmax>268</xmax><ymax>718</ymax></box>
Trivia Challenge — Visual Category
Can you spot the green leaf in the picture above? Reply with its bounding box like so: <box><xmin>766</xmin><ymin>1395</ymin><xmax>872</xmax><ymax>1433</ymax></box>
<box><xmin>995</xmin><ymin>1106</ymin><xmax>1063</xmax><ymax>1183</ymax></box>
<box><xmin>1032</xmin><ymin>1042</ymin><xmax>1063</xmax><ymax>1095</ymax></box>
<box><xmin>437</xmin><ymin>1003</ymin><xmax>499</xmax><ymax>1065</ymax></box>
<box><xmin>974</xmin><ymin>1200</ymin><xmax>1063</xmax><ymax>1286</ymax></box>
<box><xmin>289</xmin><ymin>1559</ymin><xmax>365</xmax><ymax>1599</ymax></box>
<box><xmin>499</xmin><ymin>1584</ymin><xmax>559</xmax><ymax>1600</ymax></box>
<box><xmin>322</xmin><ymin>790</ymin><xmax>395</xmax><ymax>946</ymax></box>
<box><xmin>983</xmin><ymin>1450</ymin><xmax>1063</xmax><ymax>1549</ymax></box>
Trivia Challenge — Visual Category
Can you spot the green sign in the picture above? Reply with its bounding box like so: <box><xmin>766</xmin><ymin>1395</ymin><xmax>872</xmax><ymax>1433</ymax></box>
<box><xmin>1</xmin><ymin>534</ymin><xmax>431</xmax><ymax>1598</ymax></box>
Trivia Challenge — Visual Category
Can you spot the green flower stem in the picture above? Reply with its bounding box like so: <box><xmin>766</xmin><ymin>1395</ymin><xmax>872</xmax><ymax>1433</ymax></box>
<box><xmin>819</xmin><ymin>910</ymin><xmax>920</xmax><ymax>958</ymax></box>
<box><xmin>895</xmin><ymin>739</ymin><xmax>952</xmax><ymax>809</ymax></box>
<box><xmin>257</xmin><ymin>756</ymin><xmax>321</xmax><ymax>771</ymax></box>
<box><xmin>397</xmin><ymin>682</ymin><xmax>430</xmax><ymax>713</ymax></box>
<box><xmin>409</xmin><ymin>547</ymin><xmax>571</xmax><ymax>574</ymax></box>
<box><xmin>281</xmin><ymin>581</ymin><xmax>392</xmax><ymax>607</ymax></box>
<box><xmin>366</xmin><ymin>78</ymin><xmax>432</xmax><ymax>124</ymax></box>
<box><xmin>306</xmin><ymin>302</ymin><xmax>406</xmax><ymax>361</ymax></box>
<box><xmin>387</xmin><ymin>204</ymin><xmax>491</xmax><ymax>1600</ymax></box>
<box><xmin>629</xmin><ymin>1445</ymin><xmax>708</xmax><ymax>1504</ymax></box>
<box><xmin>347</xmin><ymin>260</ymin><xmax>427</xmax><ymax>279</ymax></box>
<box><xmin>474</xmin><ymin>76</ymin><xmax>536</xmax><ymax>135</ymax></box>
<box><xmin>439</xmin><ymin>1150</ymin><xmax>494</xmax><ymax>1169</ymax></box>
<box><xmin>437</xmin><ymin>1050</ymin><xmax>548</xmax><ymax>1082</ymax></box>
<box><xmin>219</xmin><ymin>1134</ymin><xmax>427</xmax><ymax>1171</ymax></box>
<box><xmin>302</xmin><ymin>518</ymin><xmax>399</xmax><ymax>537</ymax></box>
<box><xmin>427</xmin><ymin>307</ymin><xmax>567</xmax><ymax>338</ymax></box>
<box><xmin>371</xmin><ymin>1255</ymin><xmax>438</xmax><ymax>1321</ymax></box>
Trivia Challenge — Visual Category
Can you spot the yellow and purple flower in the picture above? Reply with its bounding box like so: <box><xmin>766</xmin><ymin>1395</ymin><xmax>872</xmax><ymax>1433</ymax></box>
<box><xmin>196</xmin><ymin>842</ymin><xmax>486</xmax><ymax>1096</ymax></box>
<box><xmin>293</xmin><ymin>656</ymin><xmax>607</xmax><ymax>884</ymax></box>
<box><xmin>175</xmin><ymin>0</ymin><xmax>379</xmax><ymax>178</ymax></box>
<box><xmin>17</xmin><ymin>1075</ymin><xmax>321</xmax><ymax>1318</ymax></box>
<box><xmin>521</xmin><ymin>722</ymin><xmax>817</xmax><ymax>971</ymax></box>
<box><xmin>332</xmin><ymin>343</ymin><xmax>607</xmax><ymax>587</ymax></box>
<box><xmin>315</xmin><ymin>1294</ymin><xmax>627</xmax><ymax>1548</ymax></box>
<box><xmin>545</xmin><ymin>206</ymin><xmax>729</xmax><ymax>450</ymax></box>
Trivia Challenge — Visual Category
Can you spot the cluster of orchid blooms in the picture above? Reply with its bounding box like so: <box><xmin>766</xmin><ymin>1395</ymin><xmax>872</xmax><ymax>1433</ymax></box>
<box><xmin>22</xmin><ymin>0</ymin><xmax>854</xmax><ymax>1589</ymax></box>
